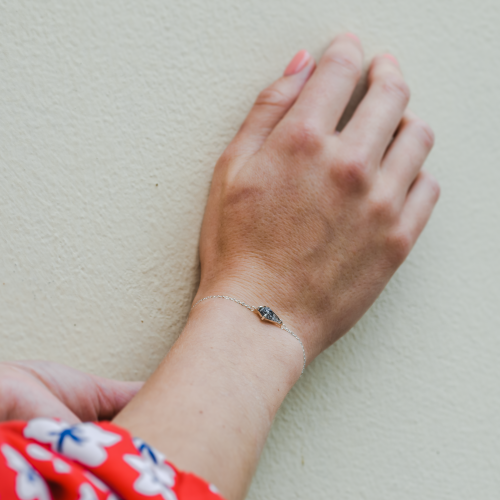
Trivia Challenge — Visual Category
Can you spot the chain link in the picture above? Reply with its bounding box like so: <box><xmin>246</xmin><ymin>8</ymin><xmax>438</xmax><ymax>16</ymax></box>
<box><xmin>192</xmin><ymin>295</ymin><xmax>255</xmax><ymax>312</ymax></box>
<box><xmin>191</xmin><ymin>295</ymin><xmax>306</xmax><ymax>375</ymax></box>
<box><xmin>280</xmin><ymin>324</ymin><xmax>306</xmax><ymax>375</ymax></box>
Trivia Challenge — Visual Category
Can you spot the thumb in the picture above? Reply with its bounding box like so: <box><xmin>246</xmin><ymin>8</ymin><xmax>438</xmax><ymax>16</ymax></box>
<box><xmin>89</xmin><ymin>376</ymin><xmax>144</xmax><ymax>421</ymax></box>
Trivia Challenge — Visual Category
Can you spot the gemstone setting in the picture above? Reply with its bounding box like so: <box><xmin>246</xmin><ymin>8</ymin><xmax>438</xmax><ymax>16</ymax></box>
<box><xmin>256</xmin><ymin>306</ymin><xmax>282</xmax><ymax>325</ymax></box>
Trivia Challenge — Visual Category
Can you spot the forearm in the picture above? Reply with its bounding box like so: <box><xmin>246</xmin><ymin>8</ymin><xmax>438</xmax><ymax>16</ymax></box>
<box><xmin>113</xmin><ymin>298</ymin><xmax>303</xmax><ymax>500</ymax></box>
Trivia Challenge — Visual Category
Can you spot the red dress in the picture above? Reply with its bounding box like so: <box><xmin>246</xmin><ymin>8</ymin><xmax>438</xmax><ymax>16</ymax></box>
<box><xmin>0</xmin><ymin>419</ymin><xmax>225</xmax><ymax>500</ymax></box>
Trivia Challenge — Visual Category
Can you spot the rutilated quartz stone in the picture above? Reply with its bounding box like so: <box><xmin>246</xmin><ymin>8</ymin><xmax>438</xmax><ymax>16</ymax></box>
<box><xmin>257</xmin><ymin>306</ymin><xmax>282</xmax><ymax>324</ymax></box>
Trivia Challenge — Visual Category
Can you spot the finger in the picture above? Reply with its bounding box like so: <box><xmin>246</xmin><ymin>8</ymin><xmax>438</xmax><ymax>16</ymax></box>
<box><xmin>0</xmin><ymin>363</ymin><xmax>83</xmax><ymax>424</ymax></box>
<box><xmin>283</xmin><ymin>33</ymin><xmax>363</xmax><ymax>133</ymax></box>
<box><xmin>90</xmin><ymin>377</ymin><xmax>144</xmax><ymax>420</ymax></box>
<box><xmin>15</xmin><ymin>360</ymin><xmax>144</xmax><ymax>422</ymax></box>
<box><xmin>398</xmin><ymin>170</ymin><xmax>440</xmax><ymax>244</ymax></box>
<box><xmin>382</xmin><ymin>111</ymin><xmax>435</xmax><ymax>207</ymax></box>
<box><xmin>231</xmin><ymin>50</ymin><xmax>315</xmax><ymax>157</ymax></box>
<box><xmin>341</xmin><ymin>54</ymin><xmax>410</xmax><ymax>164</ymax></box>
<box><xmin>8</xmin><ymin>396</ymin><xmax>83</xmax><ymax>424</ymax></box>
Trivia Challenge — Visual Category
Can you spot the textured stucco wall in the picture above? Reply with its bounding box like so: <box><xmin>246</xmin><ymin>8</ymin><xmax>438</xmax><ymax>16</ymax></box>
<box><xmin>1</xmin><ymin>0</ymin><xmax>500</xmax><ymax>498</ymax></box>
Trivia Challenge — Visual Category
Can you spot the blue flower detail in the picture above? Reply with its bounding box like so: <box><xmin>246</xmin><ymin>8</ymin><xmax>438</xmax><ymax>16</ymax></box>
<box><xmin>135</xmin><ymin>441</ymin><xmax>158</xmax><ymax>464</ymax></box>
<box><xmin>123</xmin><ymin>452</ymin><xmax>177</xmax><ymax>500</ymax></box>
<box><xmin>24</xmin><ymin>418</ymin><xmax>121</xmax><ymax>467</ymax></box>
<box><xmin>50</xmin><ymin>426</ymin><xmax>86</xmax><ymax>453</ymax></box>
<box><xmin>1</xmin><ymin>444</ymin><xmax>51</xmax><ymax>500</ymax></box>
<box><xmin>25</xmin><ymin>465</ymin><xmax>39</xmax><ymax>482</ymax></box>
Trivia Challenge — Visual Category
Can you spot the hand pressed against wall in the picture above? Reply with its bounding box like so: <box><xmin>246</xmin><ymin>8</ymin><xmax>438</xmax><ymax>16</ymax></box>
<box><xmin>196</xmin><ymin>34</ymin><xmax>439</xmax><ymax>361</ymax></box>
<box><xmin>115</xmin><ymin>34</ymin><xmax>440</xmax><ymax>500</ymax></box>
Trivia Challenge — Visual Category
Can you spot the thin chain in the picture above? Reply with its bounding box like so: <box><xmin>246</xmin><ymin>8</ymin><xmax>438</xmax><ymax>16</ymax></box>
<box><xmin>280</xmin><ymin>324</ymin><xmax>306</xmax><ymax>375</ymax></box>
<box><xmin>192</xmin><ymin>295</ymin><xmax>255</xmax><ymax>312</ymax></box>
<box><xmin>191</xmin><ymin>295</ymin><xmax>306</xmax><ymax>375</ymax></box>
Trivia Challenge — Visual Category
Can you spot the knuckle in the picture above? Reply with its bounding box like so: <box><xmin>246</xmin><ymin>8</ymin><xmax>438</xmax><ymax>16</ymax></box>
<box><xmin>254</xmin><ymin>86</ymin><xmax>291</xmax><ymax>109</ymax></box>
<box><xmin>224</xmin><ymin>182</ymin><xmax>263</xmax><ymax>208</ymax></box>
<box><xmin>380</xmin><ymin>75</ymin><xmax>411</xmax><ymax>103</ymax></box>
<box><xmin>334</xmin><ymin>156</ymin><xmax>371</xmax><ymax>193</ymax></box>
<box><xmin>216</xmin><ymin>150</ymin><xmax>233</xmax><ymax>169</ymax></box>
<box><xmin>369</xmin><ymin>192</ymin><xmax>397</xmax><ymax>221</ymax></box>
<box><xmin>286</xmin><ymin>119</ymin><xmax>324</xmax><ymax>154</ymax></box>
<box><xmin>411</xmin><ymin>119</ymin><xmax>435</xmax><ymax>149</ymax></box>
<box><xmin>386</xmin><ymin>229</ymin><xmax>413</xmax><ymax>263</ymax></box>
<box><xmin>323</xmin><ymin>51</ymin><xmax>362</xmax><ymax>79</ymax></box>
<box><xmin>422</xmin><ymin>171</ymin><xmax>441</xmax><ymax>201</ymax></box>
<box><xmin>217</xmin><ymin>142</ymin><xmax>241</xmax><ymax>167</ymax></box>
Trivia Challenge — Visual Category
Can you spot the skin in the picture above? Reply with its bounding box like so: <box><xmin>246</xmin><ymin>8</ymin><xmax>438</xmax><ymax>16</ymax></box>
<box><xmin>0</xmin><ymin>32</ymin><xmax>439</xmax><ymax>500</ymax></box>
<box><xmin>0</xmin><ymin>361</ymin><xmax>142</xmax><ymax>423</ymax></box>
<box><xmin>114</xmin><ymin>33</ymin><xmax>440</xmax><ymax>500</ymax></box>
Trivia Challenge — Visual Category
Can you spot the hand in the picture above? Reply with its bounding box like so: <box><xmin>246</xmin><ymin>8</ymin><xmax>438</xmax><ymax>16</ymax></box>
<box><xmin>115</xmin><ymin>35</ymin><xmax>440</xmax><ymax>500</ymax></box>
<box><xmin>0</xmin><ymin>360</ymin><xmax>142</xmax><ymax>423</ymax></box>
<box><xmin>196</xmin><ymin>34</ymin><xmax>439</xmax><ymax>362</ymax></box>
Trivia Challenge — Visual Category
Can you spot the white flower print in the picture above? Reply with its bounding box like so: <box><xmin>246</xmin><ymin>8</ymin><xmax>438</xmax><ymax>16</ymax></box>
<box><xmin>84</xmin><ymin>471</ymin><xmax>109</xmax><ymax>492</ymax></box>
<box><xmin>83</xmin><ymin>471</ymin><xmax>123</xmax><ymax>500</ymax></box>
<box><xmin>53</xmin><ymin>458</ymin><xmax>71</xmax><ymax>474</ymax></box>
<box><xmin>1</xmin><ymin>444</ymin><xmax>51</xmax><ymax>500</ymax></box>
<box><xmin>124</xmin><ymin>442</ymin><xmax>177</xmax><ymax>500</ymax></box>
<box><xmin>78</xmin><ymin>483</ymin><xmax>99</xmax><ymax>500</ymax></box>
<box><xmin>24</xmin><ymin>418</ymin><xmax>121</xmax><ymax>467</ymax></box>
<box><xmin>209</xmin><ymin>483</ymin><xmax>221</xmax><ymax>495</ymax></box>
<box><xmin>26</xmin><ymin>442</ymin><xmax>71</xmax><ymax>474</ymax></box>
<box><xmin>26</xmin><ymin>444</ymin><xmax>52</xmax><ymax>461</ymax></box>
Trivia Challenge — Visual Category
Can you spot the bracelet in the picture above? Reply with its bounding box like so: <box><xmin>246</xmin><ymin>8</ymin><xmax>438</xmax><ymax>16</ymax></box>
<box><xmin>191</xmin><ymin>295</ymin><xmax>306</xmax><ymax>375</ymax></box>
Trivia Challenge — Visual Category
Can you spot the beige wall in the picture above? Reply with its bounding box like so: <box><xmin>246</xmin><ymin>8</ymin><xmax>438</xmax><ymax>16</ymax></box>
<box><xmin>1</xmin><ymin>0</ymin><xmax>499</xmax><ymax>497</ymax></box>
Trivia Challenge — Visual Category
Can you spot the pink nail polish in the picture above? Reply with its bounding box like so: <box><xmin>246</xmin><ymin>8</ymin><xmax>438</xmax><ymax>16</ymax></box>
<box><xmin>383</xmin><ymin>53</ymin><xmax>399</xmax><ymax>66</ymax></box>
<box><xmin>345</xmin><ymin>32</ymin><xmax>360</xmax><ymax>42</ymax></box>
<box><xmin>284</xmin><ymin>50</ymin><xmax>311</xmax><ymax>76</ymax></box>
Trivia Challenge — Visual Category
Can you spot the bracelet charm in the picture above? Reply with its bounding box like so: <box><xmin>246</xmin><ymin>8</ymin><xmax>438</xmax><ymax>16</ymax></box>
<box><xmin>255</xmin><ymin>306</ymin><xmax>282</xmax><ymax>325</ymax></box>
<box><xmin>191</xmin><ymin>295</ymin><xmax>306</xmax><ymax>375</ymax></box>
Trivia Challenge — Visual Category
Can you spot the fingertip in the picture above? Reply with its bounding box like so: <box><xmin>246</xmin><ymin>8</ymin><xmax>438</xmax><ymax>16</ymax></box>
<box><xmin>93</xmin><ymin>377</ymin><xmax>143</xmax><ymax>413</ymax></box>
<box><xmin>339</xmin><ymin>32</ymin><xmax>364</xmax><ymax>55</ymax></box>
<box><xmin>327</xmin><ymin>32</ymin><xmax>364</xmax><ymax>64</ymax></box>
<box><xmin>127</xmin><ymin>381</ymin><xmax>145</xmax><ymax>393</ymax></box>
<box><xmin>382</xmin><ymin>53</ymin><xmax>399</xmax><ymax>67</ymax></box>
<box><xmin>423</xmin><ymin>171</ymin><xmax>441</xmax><ymax>202</ymax></box>
<box><xmin>344</xmin><ymin>32</ymin><xmax>361</xmax><ymax>44</ymax></box>
<box><xmin>370</xmin><ymin>53</ymin><xmax>402</xmax><ymax>77</ymax></box>
<box><xmin>114</xmin><ymin>379</ymin><xmax>144</xmax><ymax>396</ymax></box>
<box><xmin>284</xmin><ymin>49</ymin><xmax>313</xmax><ymax>76</ymax></box>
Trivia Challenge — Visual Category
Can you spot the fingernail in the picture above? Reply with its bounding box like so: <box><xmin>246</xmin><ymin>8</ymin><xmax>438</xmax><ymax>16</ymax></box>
<box><xmin>284</xmin><ymin>50</ymin><xmax>311</xmax><ymax>76</ymax></box>
<box><xmin>383</xmin><ymin>53</ymin><xmax>399</xmax><ymax>66</ymax></box>
<box><xmin>345</xmin><ymin>32</ymin><xmax>360</xmax><ymax>42</ymax></box>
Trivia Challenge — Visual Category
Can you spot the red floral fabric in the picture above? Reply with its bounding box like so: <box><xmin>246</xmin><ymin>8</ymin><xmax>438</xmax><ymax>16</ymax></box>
<box><xmin>0</xmin><ymin>419</ymin><xmax>225</xmax><ymax>500</ymax></box>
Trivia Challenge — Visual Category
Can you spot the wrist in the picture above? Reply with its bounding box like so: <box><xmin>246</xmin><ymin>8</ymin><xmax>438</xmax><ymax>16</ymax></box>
<box><xmin>195</xmin><ymin>269</ymin><xmax>323</xmax><ymax>362</ymax></box>
<box><xmin>188</xmin><ymin>295</ymin><xmax>303</xmax><ymax>389</ymax></box>
<box><xmin>115</xmin><ymin>292</ymin><xmax>303</xmax><ymax>500</ymax></box>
